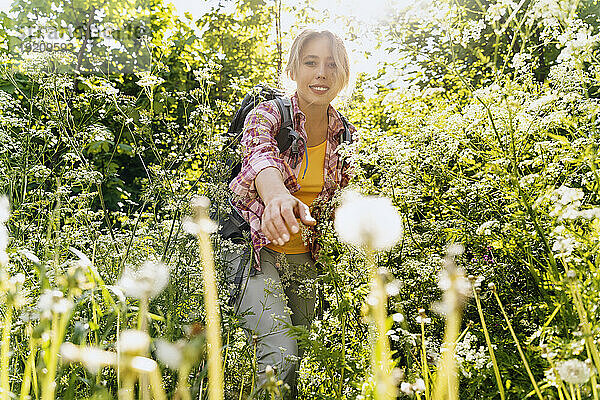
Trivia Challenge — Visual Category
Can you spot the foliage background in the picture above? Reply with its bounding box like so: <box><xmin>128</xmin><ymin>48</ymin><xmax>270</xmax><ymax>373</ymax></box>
<box><xmin>0</xmin><ymin>0</ymin><xmax>600</xmax><ymax>398</ymax></box>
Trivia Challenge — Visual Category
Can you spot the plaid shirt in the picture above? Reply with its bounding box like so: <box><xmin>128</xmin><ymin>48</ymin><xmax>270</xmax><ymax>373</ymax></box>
<box><xmin>229</xmin><ymin>92</ymin><xmax>355</xmax><ymax>269</ymax></box>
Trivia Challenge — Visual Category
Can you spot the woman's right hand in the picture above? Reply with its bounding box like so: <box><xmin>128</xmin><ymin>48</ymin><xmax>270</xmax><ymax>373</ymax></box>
<box><xmin>262</xmin><ymin>194</ymin><xmax>316</xmax><ymax>246</ymax></box>
<box><xmin>255</xmin><ymin>167</ymin><xmax>316</xmax><ymax>246</ymax></box>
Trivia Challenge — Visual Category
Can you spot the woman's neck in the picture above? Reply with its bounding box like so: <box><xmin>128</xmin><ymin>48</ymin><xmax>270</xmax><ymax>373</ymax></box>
<box><xmin>298</xmin><ymin>97</ymin><xmax>329</xmax><ymax>146</ymax></box>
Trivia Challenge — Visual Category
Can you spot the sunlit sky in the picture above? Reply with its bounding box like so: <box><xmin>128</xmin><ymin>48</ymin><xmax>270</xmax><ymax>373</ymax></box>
<box><xmin>0</xmin><ymin>0</ymin><xmax>412</xmax><ymax>76</ymax></box>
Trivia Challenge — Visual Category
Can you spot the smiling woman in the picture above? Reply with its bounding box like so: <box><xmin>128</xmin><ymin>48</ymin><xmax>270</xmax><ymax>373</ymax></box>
<box><xmin>226</xmin><ymin>29</ymin><xmax>356</xmax><ymax>399</ymax></box>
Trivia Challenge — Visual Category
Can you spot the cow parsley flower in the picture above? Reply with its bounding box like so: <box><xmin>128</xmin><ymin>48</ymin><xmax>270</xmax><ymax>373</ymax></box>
<box><xmin>117</xmin><ymin>260</ymin><xmax>169</xmax><ymax>299</ymax></box>
<box><xmin>136</xmin><ymin>72</ymin><xmax>165</xmax><ymax>88</ymax></box>
<box><xmin>334</xmin><ymin>191</ymin><xmax>403</xmax><ymax>250</ymax></box>
<box><xmin>556</xmin><ymin>359</ymin><xmax>591</xmax><ymax>385</ymax></box>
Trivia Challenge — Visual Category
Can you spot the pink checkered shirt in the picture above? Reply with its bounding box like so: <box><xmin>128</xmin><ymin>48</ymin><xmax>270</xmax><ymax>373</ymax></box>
<box><xmin>229</xmin><ymin>92</ymin><xmax>355</xmax><ymax>269</ymax></box>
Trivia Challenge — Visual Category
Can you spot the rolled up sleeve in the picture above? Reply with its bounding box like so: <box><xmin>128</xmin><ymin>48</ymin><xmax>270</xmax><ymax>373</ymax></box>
<box><xmin>229</xmin><ymin>101</ymin><xmax>295</xmax><ymax>202</ymax></box>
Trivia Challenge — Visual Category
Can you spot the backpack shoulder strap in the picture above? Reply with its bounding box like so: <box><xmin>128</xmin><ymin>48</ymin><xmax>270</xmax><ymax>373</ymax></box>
<box><xmin>338</xmin><ymin>112</ymin><xmax>351</xmax><ymax>144</ymax></box>
<box><xmin>273</xmin><ymin>97</ymin><xmax>298</xmax><ymax>154</ymax></box>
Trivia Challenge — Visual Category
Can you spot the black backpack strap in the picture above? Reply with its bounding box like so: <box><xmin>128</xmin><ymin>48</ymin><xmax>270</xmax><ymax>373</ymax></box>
<box><xmin>273</xmin><ymin>97</ymin><xmax>303</xmax><ymax>168</ymax></box>
<box><xmin>274</xmin><ymin>97</ymin><xmax>298</xmax><ymax>153</ymax></box>
<box><xmin>339</xmin><ymin>112</ymin><xmax>352</xmax><ymax>145</ymax></box>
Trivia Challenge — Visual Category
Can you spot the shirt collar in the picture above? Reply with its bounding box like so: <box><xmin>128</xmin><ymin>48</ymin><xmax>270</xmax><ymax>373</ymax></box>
<box><xmin>291</xmin><ymin>92</ymin><xmax>345</xmax><ymax>138</ymax></box>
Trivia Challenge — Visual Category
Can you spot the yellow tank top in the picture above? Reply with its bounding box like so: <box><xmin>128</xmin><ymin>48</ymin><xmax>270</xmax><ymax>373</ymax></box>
<box><xmin>266</xmin><ymin>140</ymin><xmax>326</xmax><ymax>254</ymax></box>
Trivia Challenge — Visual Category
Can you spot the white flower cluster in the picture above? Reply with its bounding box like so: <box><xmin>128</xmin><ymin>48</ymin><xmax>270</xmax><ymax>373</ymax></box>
<box><xmin>486</xmin><ymin>0</ymin><xmax>517</xmax><ymax>24</ymax></box>
<box><xmin>475</xmin><ymin>220</ymin><xmax>499</xmax><ymax>236</ymax></box>
<box><xmin>556</xmin><ymin>359</ymin><xmax>591</xmax><ymax>385</ymax></box>
<box><xmin>557</xmin><ymin>21</ymin><xmax>599</xmax><ymax>65</ymax></box>
<box><xmin>18</xmin><ymin>52</ymin><xmax>51</xmax><ymax>76</ymax></box>
<box><xmin>37</xmin><ymin>289</ymin><xmax>73</xmax><ymax>318</ymax></box>
<box><xmin>400</xmin><ymin>378</ymin><xmax>426</xmax><ymax>395</ymax></box>
<box><xmin>454</xmin><ymin>332</ymin><xmax>492</xmax><ymax>378</ymax></box>
<box><xmin>551</xmin><ymin>227</ymin><xmax>577</xmax><ymax>260</ymax></box>
<box><xmin>527</xmin><ymin>0</ymin><xmax>571</xmax><ymax>42</ymax></box>
<box><xmin>548</xmin><ymin>186</ymin><xmax>600</xmax><ymax>222</ymax></box>
<box><xmin>136</xmin><ymin>71</ymin><xmax>165</xmax><ymax>88</ymax></box>
<box><xmin>85</xmin><ymin>78</ymin><xmax>119</xmax><ymax>96</ymax></box>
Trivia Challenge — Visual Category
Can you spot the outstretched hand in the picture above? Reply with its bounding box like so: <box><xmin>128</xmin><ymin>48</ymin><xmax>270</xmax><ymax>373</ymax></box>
<box><xmin>261</xmin><ymin>193</ymin><xmax>316</xmax><ymax>246</ymax></box>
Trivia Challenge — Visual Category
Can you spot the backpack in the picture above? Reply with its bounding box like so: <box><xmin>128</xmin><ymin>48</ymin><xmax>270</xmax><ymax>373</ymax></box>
<box><xmin>217</xmin><ymin>83</ymin><xmax>352</xmax><ymax>242</ymax></box>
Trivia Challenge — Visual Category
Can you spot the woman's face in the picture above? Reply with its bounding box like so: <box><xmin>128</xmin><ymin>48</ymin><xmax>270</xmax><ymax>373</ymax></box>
<box><xmin>292</xmin><ymin>36</ymin><xmax>342</xmax><ymax>108</ymax></box>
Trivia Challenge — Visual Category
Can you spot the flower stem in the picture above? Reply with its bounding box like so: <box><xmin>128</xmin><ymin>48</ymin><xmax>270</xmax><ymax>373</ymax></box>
<box><xmin>420</xmin><ymin>320</ymin><xmax>430</xmax><ymax>400</ymax></box>
<box><xmin>175</xmin><ymin>363</ymin><xmax>192</xmax><ymax>400</ymax></box>
<box><xmin>569</xmin><ymin>281</ymin><xmax>600</xmax><ymax>369</ymax></box>
<box><xmin>431</xmin><ymin>298</ymin><xmax>461</xmax><ymax>400</ymax></box>
<box><xmin>0</xmin><ymin>306</ymin><xmax>13</xmax><ymax>400</ymax></box>
<box><xmin>492</xmin><ymin>290</ymin><xmax>544</xmax><ymax>400</ymax></box>
<box><xmin>473</xmin><ymin>289</ymin><xmax>505</xmax><ymax>400</ymax></box>
<box><xmin>366</xmin><ymin>250</ymin><xmax>396</xmax><ymax>400</ymax></box>
<box><xmin>191</xmin><ymin>199</ymin><xmax>224</xmax><ymax>400</ymax></box>
<box><xmin>20</xmin><ymin>331</ymin><xmax>37</xmax><ymax>400</ymax></box>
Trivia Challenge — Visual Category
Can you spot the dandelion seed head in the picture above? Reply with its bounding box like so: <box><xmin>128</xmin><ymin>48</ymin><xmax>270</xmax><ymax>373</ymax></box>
<box><xmin>400</xmin><ymin>382</ymin><xmax>414</xmax><ymax>395</ymax></box>
<box><xmin>182</xmin><ymin>216</ymin><xmax>218</xmax><ymax>235</ymax></box>
<box><xmin>79</xmin><ymin>347</ymin><xmax>116</xmax><ymax>373</ymax></box>
<box><xmin>118</xmin><ymin>330</ymin><xmax>150</xmax><ymax>356</ymax></box>
<box><xmin>130</xmin><ymin>356</ymin><xmax>158</xmax><ymax>373</ymax></box>
<box><xmin>118</xmin><ymin>261</ymin><xmax>169</xmax><ymax>300</ymax></box>
<box><xmin>334</xmin><ymin>191</ymin><xmax>403</xmax><ymax>250</ymax></box>
<box><xmin>385</xmin><ymin>280</ymin><xmax>401</xmax><ymax>296</ymax></box>
<box><xmin>155</xmin><ymin>339</ymin><xmax>183</xmax><ymax>369</ymax></box>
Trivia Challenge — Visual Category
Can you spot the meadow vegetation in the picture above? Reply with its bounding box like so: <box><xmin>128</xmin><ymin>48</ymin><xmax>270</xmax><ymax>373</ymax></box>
<box><xmin>0</xmin><ymin>0</ymin><xmax>600</xmax><ymax>398</ymax></box>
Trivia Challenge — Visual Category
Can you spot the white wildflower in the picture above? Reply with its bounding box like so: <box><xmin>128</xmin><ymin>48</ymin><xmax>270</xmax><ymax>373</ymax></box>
<box><xmin>136</xmin><ymin>71</ymin><xmax>165</xmax><ymax>88</ymax></box>
<box><xmin>415</xmin><ymin>315</ymin><xmax>431</xmax><ymax>324</ymax></box>
<box><xmin>556</xmin><ymin>359</ymin><xmax>591</xmax><ymax>385</ymax></box>
<box><xmin>79</xmin><ymin>346</ymin><xmax>117</xmax><ymax>373</ymax></box>
<box><xmin>385</xmin><ymin>280</ymin><xmax>401</xmax><ymax>296</ymax></box>
<box><xmin>476</xmin><ymin>220</ymin><xmax>498</xmax><ymax>236</ymax></box>
<box><xmin>61</xmin><ymin>343</ymin><xmax>116</xmax><ymax>373</ymax></box>
<box><xmin>117</xmin><ymin>260</ymin><xmax>169</xmax><ymax>299</ymax></box>
<box><xmin>154</xmin><ymin>339</ymin><xmax>183</xmax><ymax>369</ymax></box>
<box><xmin>413</xmin><ymin>378</ymin><xmax>426</xmax><ymax>393</ymax></box>
<box><xmin>552</xmin><ymin>236</ymin><xmax>576</xmax><ymax>258</ymax></box>
<box><xmin>334</xmin><ymin>191</ymin><xmax>403</xmax><ymax>250</ymax></box>
<box><xmin>553</xmin><ymin>186</ymin><xmax>584</xmax><ymax>206</ymax></box>
<box><xmin>37</xmin><ymin>290</ymin><xmax>73</xmax><ymax>318</ymax></box>
<box><xmin>118</xmin><ymin>329</ymin><xmax>150</xmax><ymax>356</ymax></box>
<box><xmin>400</xmin><ymin>381</ymin><xmax>414</xmax><ymax>395</ymax></box>
<box><xmin>392</xmin><ymin>313</ymin><xmax>405</xmax><ymax>323</ymax></box>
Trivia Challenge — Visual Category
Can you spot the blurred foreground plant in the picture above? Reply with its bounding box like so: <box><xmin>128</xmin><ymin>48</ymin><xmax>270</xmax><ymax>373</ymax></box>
<box><xmin>184</xmin><ymin>196</ymin><xmax>223</xmax><ymax>400</ymax></box>
<box><xmin>335</xmin><ymin>190</ymin><xmax>403</xmax><ymax>400</ymax></box>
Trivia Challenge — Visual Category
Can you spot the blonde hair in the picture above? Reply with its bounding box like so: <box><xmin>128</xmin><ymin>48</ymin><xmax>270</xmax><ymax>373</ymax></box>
<box><xmin>284</xmin><ymin>29</ymin><xmax>350</xmax><ymax>92</ymax></box>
